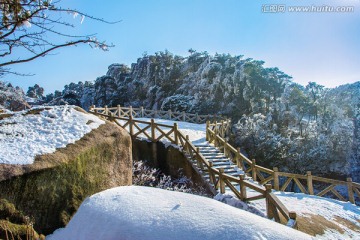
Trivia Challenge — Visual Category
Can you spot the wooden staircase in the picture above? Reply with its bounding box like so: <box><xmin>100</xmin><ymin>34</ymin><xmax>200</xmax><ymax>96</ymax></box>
<box><xmin>190</xmin><ymin>143</ymin><xmax>265</xmax><ymax>198</ymax></box>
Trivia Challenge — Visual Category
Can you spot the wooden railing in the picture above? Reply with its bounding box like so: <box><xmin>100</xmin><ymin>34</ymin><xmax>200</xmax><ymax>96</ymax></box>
<box><xmin>206</xmin><ymin>120</ymin><xmax>360</xmax><ymax>205</ymax></box>
<box><xmin>89</xmin><ymin>105</ymin><xmax>297</xmax><ymax>228</ymax></box>
<box><xmin>90</xmin><ymin>105</ymin><xmax>225</xmax><ymax>124</ymax></box>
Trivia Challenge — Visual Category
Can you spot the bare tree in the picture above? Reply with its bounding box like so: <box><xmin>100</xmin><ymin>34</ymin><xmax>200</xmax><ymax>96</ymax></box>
<box><xmin>0</xmin><ymin>0</ymin><xmax>118</xmax><ymax>75</ymax></box>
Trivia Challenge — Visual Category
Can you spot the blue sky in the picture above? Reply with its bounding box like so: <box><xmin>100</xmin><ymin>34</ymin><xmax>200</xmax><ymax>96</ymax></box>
<box><xmin>4</xmin><ymin>0</ymin><xmax>360</xmax><ymax>93</ymax></box>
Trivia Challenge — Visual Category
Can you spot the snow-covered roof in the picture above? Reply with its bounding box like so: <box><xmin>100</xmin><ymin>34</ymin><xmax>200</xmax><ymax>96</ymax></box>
<box><xmin>47</xmin><ymin>186</ymin><xmax>312</xmax><ymax>240</ymax></box>
<box><xmin>0</xmin><ymin>105</ymin><xmax>104</xmax><ymax>165</ymax></box>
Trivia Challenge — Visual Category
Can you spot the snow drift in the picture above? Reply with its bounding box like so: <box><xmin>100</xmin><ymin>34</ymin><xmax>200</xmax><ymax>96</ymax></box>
<box><xmin>48</xmin><ymin>186</ymin><xmax>312</xmax><ymax>240</ymax></box>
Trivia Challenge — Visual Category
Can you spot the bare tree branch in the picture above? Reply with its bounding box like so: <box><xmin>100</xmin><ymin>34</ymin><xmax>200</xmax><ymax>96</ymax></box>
<box><xmin>0</xmin><ymin>39</ymin><xmax>112</xmax><ymax>68</ymax></box>
<box><xmin>0</xmin><ymin>0</ymin><xmax>119</xmax><ymax>76</ymax></box>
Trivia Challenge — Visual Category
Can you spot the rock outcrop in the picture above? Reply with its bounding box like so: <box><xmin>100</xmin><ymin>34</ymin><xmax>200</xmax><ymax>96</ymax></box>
<box><xmin>0</xmin><ymin>120</ymin><xmax>132</xmax><ymax>235</ymax></box>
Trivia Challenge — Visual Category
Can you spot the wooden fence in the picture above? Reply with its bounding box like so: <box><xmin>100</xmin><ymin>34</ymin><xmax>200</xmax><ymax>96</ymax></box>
<box><xmin>89</xmin><ymin>105</ymin><xmax>297</xmax><ymax>228</ymax></box>
<box><xmin>207</xmin><ymin>120</ymin><xmax>360</xmax><ymax>205</ymax></box>
<box><xmin>90</xmin><ymin>105</ymin><xmax>225</xmax><ymax>124</ymax></box>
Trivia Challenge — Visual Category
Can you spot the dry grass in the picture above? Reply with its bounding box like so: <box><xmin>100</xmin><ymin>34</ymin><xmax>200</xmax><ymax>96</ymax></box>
<box><xmin>0</xmin><ymin>113</ymin><xmax>14</xmax><ymax>120</ymax></box>
<box><xmin>0</xmin><ymin>219</ymin><xmax>45</xmax><ymax>240</ymax></box>
<box><xmin>22</xmin><ymin>108</ymin><xmax>51</xmax><ymax>116</ymax></box>
<box><xmin>334</xmin><ymin>216</ymin><xmax>360</xmax><ymax>233</ymax></box>
<box><xmin>295</xmin><ymin>213</ymin><xmax>360</xmax><ymax>237</ymax></box>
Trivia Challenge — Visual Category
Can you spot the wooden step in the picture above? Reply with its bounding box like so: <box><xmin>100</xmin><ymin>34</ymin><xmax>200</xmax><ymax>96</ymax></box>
<box><xmin>195</xmin><ymin>145</ymin><xmax>213</xmax><ymax>148</ymax></box>
<box><xmin>207</xmin><ymin>157</ymin><xmax>230</xmax><ymax>162</ymax></box>
<box><xmin>200</xmin><ymin>152</ymin><xmax>223</xmax><ymax>156</ymax></box>
<box><xmin>210</xmin><ymin>161</ymin><xmax>232</xmax><ymax>166</ymax></box>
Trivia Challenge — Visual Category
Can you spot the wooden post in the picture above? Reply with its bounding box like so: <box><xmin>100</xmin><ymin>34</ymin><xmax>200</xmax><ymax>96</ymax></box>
<box><xmin>273</xmin><ymin>167</ymin><xmax>279</xmax><ymax>191</ymax></box>
<box><xmin>182</xmin><ymin>111</ymin><xmax>186</xmax><ymax>121</ymax></box>
<box><xmin>129</xmin><ymin>106</ymin><xmax>133</xmax><ymax>118</ymax></box>
<box><xmin>347</xmin><ymin>178</ymin><xmax>355</xmax><ymax>204</ymax></box>
<box><xmin>213</xmin><ymin>135</ymin><xmax>218</xmax><ymax>148</ymax></box>
<box><xmin>252</xmin><ymin>159</ymin><xmax>257</xmax><ymax>181</ymax></box>
<box><xmin>237</xmin><ymin>147</ymin><xmax>246</xmax><ymax>171</ymax></box>
<box><xmin>214</xmin><ymin>121</ymin><xmax>218</xmax><ymax>136</ymax></box>
<box><xmin>221</xmin><ymin>120</ymin><xmax>224</xmax><ymax>137</ymax></box>
<box><xmin>239</xmin><ymin>174</ymin><xmax>247</xmax><ymax>200</ymax></box>
<box><xmin>105</xmin><ymin>105</ymin><xmax>108</xmax><ymax>115</ymax></box>
<box><xmin>151</xmin><ymin>119</ymin><xmax>155</xmax><ymax>141</ymax></box>
<box><xmin>289</xmin><ymin>211</ymin><xmax>297</xmax><ymax>220</ymax></box>
<box><xmin>117</xmin><ymin>105</ymin><xmax>121</xmax><ymax>117</ymax></box>
<box><xmin>154</xmin><ymin>109</ymin><xmax>158</xmax><ymax>118</ymax></box>
<box><xmin>223</xmin><ymin>139</ymin><xmax>227</xmax><ymax>156</ymax></box>
<box><xmin>209</xmin><ymin>162</ymin><xmax>215</xmax><ymax>184</ymax></box>
<box><xmin>168</xmin><ymin>109</ymin><xmax>172</xmax><ymax>120</ymax></box>
<box><xmin>196</xmin><ymin>147</ymin><xmax>204</xmax><ymax>170</ymax></box>
<box><xmin>140</xmin><ymin>106</ymin><xmax>144</xmax><ymax>117</ymax></box>
<box><xmin>289</xmin><ymin>212</ymin><xmax>298</xmax><ymax>229</ymax></box>
<box><xmin>226</xmin><ymin>119</ymin><xmax>231</xmax><ymax>136</ymax></box>
<box><xmin>173</xmin><ymin>123</ymin><xmax>179</xmax><ymax>145</ymax></box>
<box><xmin>186</xmin><ymin>135</ymin><xmax>190</xmax><ymax>154</ymax></box>
<box><xmin>265</xmin><ymin>184</ymin><xmax>274</xmax><ymax>219</ymax></box>
<box><xmin>129</xmin><ymin>113</ymin><xmax>134</xmax><ymax>136</ymax></box>
<box><xmin>307</xmin><ymin>171</ymin><xmax>314</xmax><ymax>195</ymax></box>
<box><xmin>206</xmin><ymin>120</ymin><xmax>210</xmax><ymax>141</ymax></box>
<box><xmin>90</xmin><ymin>105</ymin><xmax>94</xmax><ymax>111</ymax></box>
<box><xmin>219</xmin><ymin>168</ymin><xmax>225</xmax><ymax>194</ymax></box>
<box><xmin>196</xmin><ymin>113</ymin><xmax>199</xmax><ymax>123</ymax></box>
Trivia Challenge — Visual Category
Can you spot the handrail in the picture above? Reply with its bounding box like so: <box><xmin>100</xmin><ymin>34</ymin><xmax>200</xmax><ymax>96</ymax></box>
<box><xmin>206</xmin><ymin>116</ymin><xmax>360</xmax><ymax>205</ymax></box>
<box><xmin>90</xmin><ymin>105</ymin><xmax>226</xmax><ymax>124</ymax></box>
<box><xmin>89</xmin><ymin>105</ymin><xmax>298</xmax><ymax>228</ymax></box>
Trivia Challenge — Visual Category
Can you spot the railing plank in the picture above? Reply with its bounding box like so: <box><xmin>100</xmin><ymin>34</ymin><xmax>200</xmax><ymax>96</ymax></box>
<box><xmin>280</xmin><ymin>177</ymin><xmax>293</xmax><ymax>192</ymax></box>
<box><xmin>293</xmin><ymin>178</ymin><xmax>308</xmax><ymax>194</ymax></box>
<box><xmin>269</xmin><ymin>193</ymin><xmax>290</xmax><ymax>221</ymax></box>
<box><xmin>317</xmin><ymin>184</ymin><xmax>335</xmax><ymax>197</ymax></box>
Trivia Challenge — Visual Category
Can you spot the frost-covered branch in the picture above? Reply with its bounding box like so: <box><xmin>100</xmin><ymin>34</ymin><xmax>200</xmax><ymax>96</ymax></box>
<box><xmin>0</xmin><ymin>0</ymin><xmax>118</xmax><ymax>75</ymax></box>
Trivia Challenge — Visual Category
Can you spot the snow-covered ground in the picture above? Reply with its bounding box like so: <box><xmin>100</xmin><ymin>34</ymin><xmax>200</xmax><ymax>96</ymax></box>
<box><xmin>218</xmin><ymin>191</ymin><xmax>360</xmax><ymax>239</ymax></box>
<box><xmin>47</xmin><ymin>186</ymin><xmax>312</xmax><ymax>240</ymax></box>
<box><xmin>0</xmin><ymin>105</ymin><xmax>104</xmax><ymax>164</ymax></box>
<box><xmin>270</xmin><ymin>192</ymin><xmax>360</xmax><ymax>239</ymax></box>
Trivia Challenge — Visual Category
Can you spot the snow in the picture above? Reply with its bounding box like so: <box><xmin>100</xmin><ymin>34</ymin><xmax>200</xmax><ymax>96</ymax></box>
<box><xmin>0</xmin><ymin>105</ymin><xmax>104</xmax><ymax>165</ymax></box>
<box><xmin>218</xmin><ymin>191</ymin><xmax>360</xmax><ymax>240</ymax></box>
<box><xmin>269</xmin><ymin>192</ymin><xmax>360</xmax><ymax>240</ymax></box>
<box><xmin>47</xmin><ymin>186</ymin><xmax>312</xmax><ymax>240</ymax></box>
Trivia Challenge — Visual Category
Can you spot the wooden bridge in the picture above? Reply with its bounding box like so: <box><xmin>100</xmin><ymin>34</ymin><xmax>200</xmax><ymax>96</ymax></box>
<box><xmin>89</xmin><ymin>105</ymin><xmax>360</xmax><ymax>229</ymax></box>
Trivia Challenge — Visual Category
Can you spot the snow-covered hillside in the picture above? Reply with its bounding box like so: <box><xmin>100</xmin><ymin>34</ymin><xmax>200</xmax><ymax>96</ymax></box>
<box><xmin>47</xmin><ymin>186</ymin><xmax>312</xmax><ymax>240</ymax></box>
<box><xmin>0</xmin><ymin>105</ymin><xmax>104</xmax><ymax>164</ymax></box>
